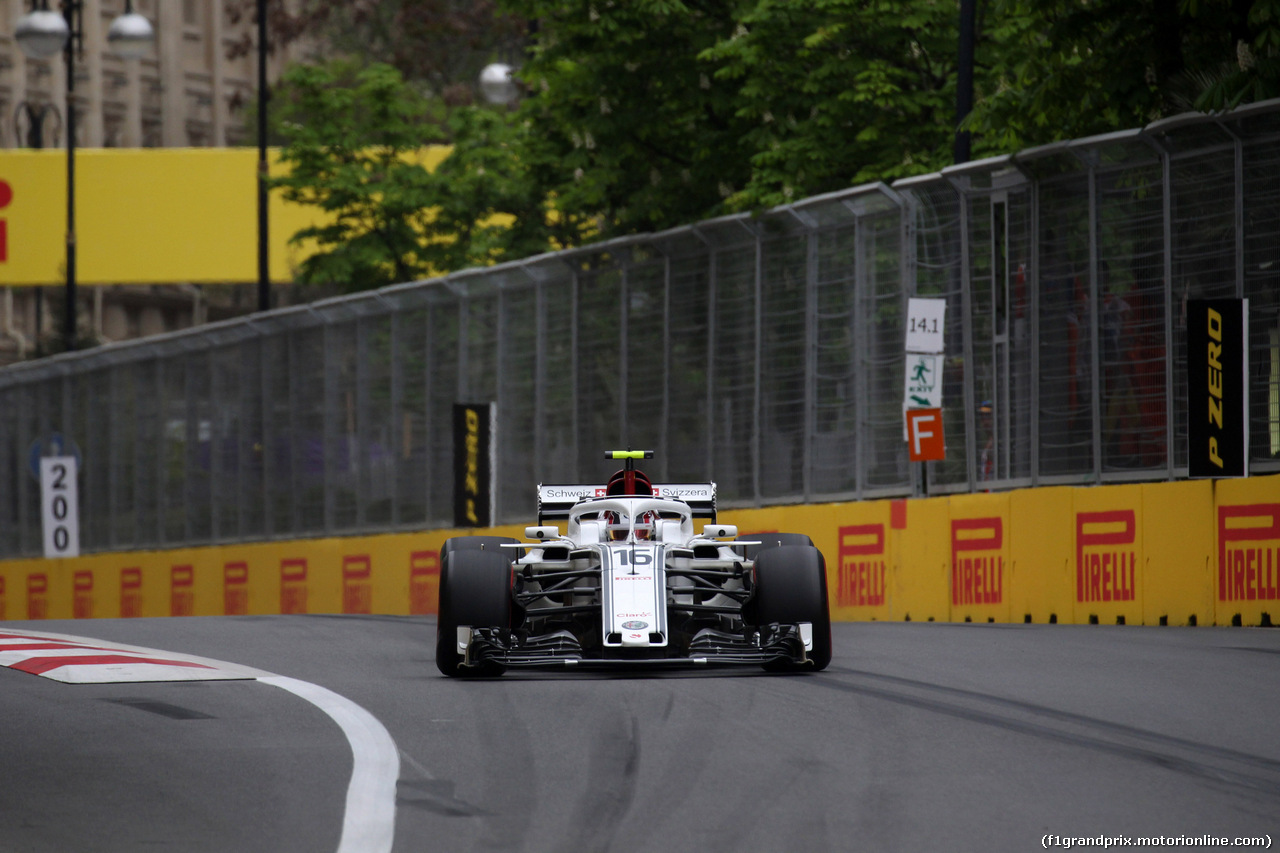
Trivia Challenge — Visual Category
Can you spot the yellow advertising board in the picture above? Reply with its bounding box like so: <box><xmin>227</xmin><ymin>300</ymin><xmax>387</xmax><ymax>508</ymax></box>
<box><xmin>1007</xmin><ymin>486</ymin><xmax>1075</xmax><ymax>624</ymax></box>
<box><xmin>1213</xmin><ymin>475</ymin><xmax>1280</xmax><ymax>627</ymax></box>
<box><xmin>1142</xmin><ymin>480</ymin><xmax>1215</xmax><ymax>626</ymax></box>
<box><xmin>947</xmin><ymin>492</ymin><xmax>1012</xmax><ymax>623</ymax></box>
<box><xmin>2</xmin><ymin>477</ymin><xmax>1279</xmax><ymax>627</ymax></box>
<box><xmin>890</xmin><ymin>497</ymin><xmax>951</xmax><ymax>623</ymax></box>
<box><xmin>828</xmin><ymin>500</ymin><xmax>894</xmax><ymax>622</ymax></box>
<box><xmin>0</xmin><ymin>146</ymin><xmax>451</xmax><ymax>286</ymax></box>
<box><xmin>1072</xmin><ymin>484</ymin><xmax>1145</xmax><ymax>626</ymax></box>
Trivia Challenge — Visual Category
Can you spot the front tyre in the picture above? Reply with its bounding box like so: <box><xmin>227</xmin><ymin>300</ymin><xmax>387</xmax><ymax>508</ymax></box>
<box><xmin>436</xmin><ymin>548</ymin><xmax>514</xmax><ymax>677</ymax></box>
<box><xmin>750</xmin><ymin>544</ymin><xmax>832</xmax><ymax>672</ymax></box>
<box><xmin>742</xmin><ymin>532</ymin><xmax>813</xmax><ymax>562</ymax></box>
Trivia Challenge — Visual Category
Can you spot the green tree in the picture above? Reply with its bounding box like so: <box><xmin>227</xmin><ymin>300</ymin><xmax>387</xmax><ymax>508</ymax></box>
<box><xmin>269</xmin><ymin>62</ymin><xmax>444</xmax><ymax>290</ymax></box>
<box><xmin>270</xmin><ymin>61</ymin><xmax>567</xmax><ymax>288</ymax></box>
<box><xmin>496</xmin><ymin>0</ymin><xmax>756</xmax><ymax>240</ymax></box>
<box><xmin>227</xmin><ymin>0</ymin><xmax>527</xmax><ymax>106</ymax></box>
<box><xmin>966</xmin><ymin>0</ymin><xmax>1280</xmax><ymax>150</ymax></box>
<box><xmin>265</xmin><ymin>0</ymin><xmax>1280</xmax><ymax>290</ymax></box>
<box><xmin>700</xmin><ymin>0</ymin><xmax>986</xmax><ymax>208</ymax></box>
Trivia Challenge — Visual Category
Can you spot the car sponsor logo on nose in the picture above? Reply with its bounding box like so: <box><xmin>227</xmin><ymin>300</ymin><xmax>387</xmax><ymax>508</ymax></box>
<box><xmin>621</xmin><ymin>620</ymin><xmax>649</xmax><ymax>630</ymax></box>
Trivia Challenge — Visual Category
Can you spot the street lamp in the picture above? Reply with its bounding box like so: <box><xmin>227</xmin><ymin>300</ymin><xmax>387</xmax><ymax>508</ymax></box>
<box><xmin>257</xmin><ymin>0</ymin><xmax>269</xmax><ymax>313</ymax></box>
<box><xmin>479</xmin><ymin>63</ymin><xmax>519</xmax><ymax>106</ymax></box>
<box><xmin>14</xmin><ymin>0</ymin><xmax>154</xmax><ymax>352</ymax></box>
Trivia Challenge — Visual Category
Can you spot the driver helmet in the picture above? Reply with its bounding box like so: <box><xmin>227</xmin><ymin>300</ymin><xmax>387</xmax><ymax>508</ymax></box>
<box><xmin>601</xmin><ymin>510</ymin><xmax>658</xmax><ymax>541</ymax></box>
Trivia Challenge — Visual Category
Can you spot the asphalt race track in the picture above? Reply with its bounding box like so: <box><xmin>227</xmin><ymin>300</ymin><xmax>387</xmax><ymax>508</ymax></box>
<box><xmin>1</xmin><ymin>616</ymin><xmax>1277</xmax><ymax>852</ymax></box>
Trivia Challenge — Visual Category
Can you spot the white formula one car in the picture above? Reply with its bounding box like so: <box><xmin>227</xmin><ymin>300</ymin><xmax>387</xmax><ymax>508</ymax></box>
<box><xmin>436</xmin><ymin>451</ymin><xmax>831</xmax><ymax>676</ymax></box>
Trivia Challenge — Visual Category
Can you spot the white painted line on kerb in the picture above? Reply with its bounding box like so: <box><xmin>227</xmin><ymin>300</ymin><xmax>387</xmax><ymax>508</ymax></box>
<box><xmin>261</xmin><ymin>675</ymin><xmax>400</xmax><ymax>853</ymax></box>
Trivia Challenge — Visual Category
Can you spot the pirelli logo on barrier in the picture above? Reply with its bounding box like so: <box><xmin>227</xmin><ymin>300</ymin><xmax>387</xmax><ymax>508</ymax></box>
<box><xmin>1076</xmin><ymin>511</ymin><xmax>1137</xmax><ymax>603</ymax></box>
<box><xmin>951</xmin><ymin>518</ymin><xmax>1003</xmax><ymax>606</ymax></box>
<box><xmin>838</xmin><ymin>525</ymin><xmax>887</xmax><ymax>607</ymax></box>
<box><xmin>409</xmin><ymin>550</ymin><xmax>440</xmax><ymax>615</ymax></box>
<box><xmin>74</xmin><ymin>570</ymin><xmax>94</xmax><ymax>619</ymax></box>
<box><xmin>121</xmin><ymin>568</ymin><xmax>143</xmax><ymax>618</ymax></box>
<box><xmin>281</xmin><ymin>559</ymin><xmax>308</xmax><ymax>615</ymax></box>
<box><xmin>343</xmin><ymin>555</ymin><xmax>372</xmax><ymax>615</ymax></box>
<box><xmin>1218</xmin><ymin>504</ymin><xmax>1280</xmax><ymax>602</ymax></box>
<box><xmin>224</xmin><ymin>561</ymin><xmax>249</xmax><ymax>616</ymax></box>
<box><xmin>0</xmin><ymin>577</ymin><xmax>5</xmax><ymax>621</ymax></box>
<box><xmin>171</xmin><ymin>565</ymin><xmax>195</xmax><ymax>617</ymax></box>
<box><xmin>27</xmin><ymin>574</ymin><xmax>47</xmax><ymax>619</ymax></box>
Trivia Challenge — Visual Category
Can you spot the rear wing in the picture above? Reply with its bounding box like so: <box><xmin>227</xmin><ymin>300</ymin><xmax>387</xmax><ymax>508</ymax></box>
<box><xmin>537</xmin><ymin>483</ymin><xmax>717</xmax><ymax>524</ymax></box>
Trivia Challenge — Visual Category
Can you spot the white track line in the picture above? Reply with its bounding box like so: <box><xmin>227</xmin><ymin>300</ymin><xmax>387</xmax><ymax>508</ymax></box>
<box><xmin>2</xmin><ymin>629</ymin><xmax>400</xmax><ymax>853</ymax></box>
<box><xmin>260</xmin><ymin>676</ymin><xmax>400</xmax><ymax>853</ymax></box>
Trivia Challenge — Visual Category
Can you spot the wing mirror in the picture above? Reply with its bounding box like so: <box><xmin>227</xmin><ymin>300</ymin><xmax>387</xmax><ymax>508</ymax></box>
<box><xmin>702</xmin><ymin>524</ymin><xmax>737</xmax><ymax>539</ymax></box>
<box><xmin>525</xmin><ymin>526</ymin><xmax>561</xmax><ymax>541</ymax></box>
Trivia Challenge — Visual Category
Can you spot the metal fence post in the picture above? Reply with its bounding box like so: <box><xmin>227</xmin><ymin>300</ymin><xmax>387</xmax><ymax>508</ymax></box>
<box><xmin>1087</xmin><ymin>160</ymin><xmax>1103</xmax><ymax>482</ymax></box>
<box><xmin>753</xmin><ymin>227</ymin><xmax>763</xmax><ymax>502</ymax></box>
<box><xmin>958</xmin><ymin>189</ymin><xmax>977</xmax><ymax>489</ymax></box>
<box><xmin>804</xmin><ymin>228</ymin><xmax>818</xmax><ymax>500</ymax></box>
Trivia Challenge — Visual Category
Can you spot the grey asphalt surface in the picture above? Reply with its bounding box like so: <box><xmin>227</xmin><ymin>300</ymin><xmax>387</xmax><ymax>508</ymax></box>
<box><xmin>1</xmin><ymin>616</ymin><xmax>1277</xmax><ymax>852</ymax></box>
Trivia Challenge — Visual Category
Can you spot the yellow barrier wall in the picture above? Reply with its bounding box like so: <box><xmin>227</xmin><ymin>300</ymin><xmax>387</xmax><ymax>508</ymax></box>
<box><xmin>1008</xmin><ymin>487</ymin><xmax>1075</xmax><ymax>625</ymax></box>
<box><xmin>1072</xmin><ymin>484</ymin><xmax>1145</xmax><ymax>626</ymax></box>
<box><xmin>1213</xmin><ymin>475</ymin><xmax>1280</xmax><ymax>627</ymax></box>
<box><xmin>1</xmin><ymin>476</ymin><xmax>1277</xmax><ymax>626</ymax></box>
<box><xmin>947</xmin><ymin>492</ymin><xmax>1012</xmax><ymax>624</ymax></box>
<box><xmin>1143</xmin><ymin>480</ymin><xmax>1215</xmax><ymax>626</ymax></box>
<box><xmin>888</xmin><ymin>498</ymin><xmax>951</xmax><ymax>623</ymax></box>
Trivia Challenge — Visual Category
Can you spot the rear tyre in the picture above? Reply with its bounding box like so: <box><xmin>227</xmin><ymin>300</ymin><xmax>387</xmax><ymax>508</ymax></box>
<box><xmin>436</xmin><ymin>548</ymin><xmax>514</xmax><ymax>677</ymax></box>
<box><xmin>749</xmin><ymin>544</ymin><xmax>832</xmax><ymax>672</ymax></box>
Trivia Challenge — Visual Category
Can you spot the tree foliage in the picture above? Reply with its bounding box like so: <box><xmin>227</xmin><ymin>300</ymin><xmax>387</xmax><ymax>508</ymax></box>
<box><xmin>966</xmin><ymin>0</ymin><xmax>1280</xmax><ymax>147</ymax></box>
<box><xmin>269</xmin><ymin>62</ymin><xmax>444</xmax><ymax>290</ymax></box>
<box><xmin>226</xmin><ymin>0</ymin><xmax>526</xmax><ymax>106</ymax></box>
<box><xmin>265</xmin><ymin>0</ymin><xmax>1280</xmax><ymax>290</ymax></box>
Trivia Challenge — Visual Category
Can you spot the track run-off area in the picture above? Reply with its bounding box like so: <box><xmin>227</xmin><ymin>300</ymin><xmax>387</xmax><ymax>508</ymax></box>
<box><xmin>0</xmin><ymin>616</ymin><xmax>1277</xmax><ymax>852</ymax></box>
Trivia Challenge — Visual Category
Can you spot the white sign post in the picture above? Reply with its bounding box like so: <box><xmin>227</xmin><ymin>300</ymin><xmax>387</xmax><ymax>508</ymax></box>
<box><xmin>903</xmin><ymin>352</ymin><xmax>944</xmax><ymax>409</ymax></box>
<box><xmin>40</xmin><ymin>456</ymin><xmax>80</xmax><ymax>558</ymax></box>
<box><xmin>903</xmin><ymin>298</ymin><xmax>948</xmax><ymax>442</ymax></box>
<box><xmin>904</xmin><ymin>297</ymin><xmax>946</xmax><ymax>354</ymax></box>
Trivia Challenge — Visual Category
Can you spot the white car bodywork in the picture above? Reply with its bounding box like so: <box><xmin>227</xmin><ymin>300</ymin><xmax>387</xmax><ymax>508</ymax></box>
<box><xmin>513</xmin><ymin>494</ymin><xmax>754</xmax><ymax>654</ymax></box>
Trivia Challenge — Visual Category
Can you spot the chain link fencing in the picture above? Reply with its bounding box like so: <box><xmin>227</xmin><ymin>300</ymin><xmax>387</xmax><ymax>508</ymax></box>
<box><xmin>2</xmin><ymin>100</ymin><xmax>1278</xmax><ymax>557</ymax></box>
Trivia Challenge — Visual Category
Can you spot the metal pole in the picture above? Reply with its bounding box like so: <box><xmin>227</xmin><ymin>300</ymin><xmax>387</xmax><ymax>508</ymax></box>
<box><xmin>955</xmin><ymin>0</ymin><xmax>976</xmax><ymax>164</ymax></box>
<box><xmin>1088</xmin><ymin>163</ymin><xmax>1102</xmax><ymax>481</ymax></box>
<box><xmin>63</xmin><ymin>1</ymin><xmax>79</xmax><ymax>351</ymax></box>
<box><xmin>257</xmin><ymin>0</ymin><xmax>270</xmax><ymax>312</ymax></box>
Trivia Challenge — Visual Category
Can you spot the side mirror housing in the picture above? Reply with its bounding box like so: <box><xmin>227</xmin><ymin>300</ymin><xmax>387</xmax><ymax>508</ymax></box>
<box><xmin>702</xmin><ymin>523</ymin><xmax>737</xmax><ymax>539</ymax></box>
<box><xmin>525</xmin><ymin>526</ymin><xmax>561</xmax><ymax>541</ymax></box>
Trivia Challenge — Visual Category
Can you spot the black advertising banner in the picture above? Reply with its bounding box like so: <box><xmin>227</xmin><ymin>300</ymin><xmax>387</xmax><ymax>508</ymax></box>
<box><xmin>1187</xmin><ymin>299</ymin><xmax>1249</xmax><ymax>478</ymax></box>
<box><xmin>453</xmin><ymin>403</ymin><xmax>495</xmax><ymax>527</ymax></box>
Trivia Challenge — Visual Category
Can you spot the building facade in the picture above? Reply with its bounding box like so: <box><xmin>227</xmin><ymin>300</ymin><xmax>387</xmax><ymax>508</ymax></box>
<box><xmin>0</xmin><ymin>0</ymin><xmax>316</xmax><ymax>363</ymax></box>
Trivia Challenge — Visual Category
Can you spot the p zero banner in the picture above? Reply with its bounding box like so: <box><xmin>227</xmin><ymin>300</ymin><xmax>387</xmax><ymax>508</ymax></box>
<box><xmin>453</xmin><ymin>403</ymin><xmax>496</xmax><ymax>528</ymax></box>
<box><xmin>1187</xmin><ymin>299</ymin><xmax>1249</xmax><ymax>478</ymax></box>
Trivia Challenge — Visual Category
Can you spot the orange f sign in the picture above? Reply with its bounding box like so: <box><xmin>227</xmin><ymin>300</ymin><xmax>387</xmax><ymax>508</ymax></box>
<box><xmin>906</xmin><ymin>408</ymin><xmax>945</xmax><ymax>461</ymax></box>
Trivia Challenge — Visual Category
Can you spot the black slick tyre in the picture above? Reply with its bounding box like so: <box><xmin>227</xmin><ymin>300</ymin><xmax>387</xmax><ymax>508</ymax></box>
<box><xmin>742</xmin><ymin>532</ymin><xmax>814</xmax><ymax>561</ymax></box>
<box><xmin>750</xmin><ymin>544</ymin><xmax>832</xmax><ymax>672</ymax></box>
<box><xmin>440</xmin><ymin>535</ymin><xmax>520</xmax><ymax>562</ymax></box>
<box><xmin>436</xmin><ymin>548</ymin><xmax>514</xmax><ymax>677</ymax></box>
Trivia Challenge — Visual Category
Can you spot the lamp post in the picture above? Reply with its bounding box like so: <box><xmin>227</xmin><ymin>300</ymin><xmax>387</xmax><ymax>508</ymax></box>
<box><xmin>14</xmin><ymin>0</ymin><xmax>153</xmax><ymax>352</ymax></box>
<box><xmin>13</xmin><ymin>100</ymin><xmax>60</xmax><ymax>356</ymax></box>
<box><xmin>257</xmin><ymin>0</ymin><xmax>269</xmax><ymax>313</ymax></box>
